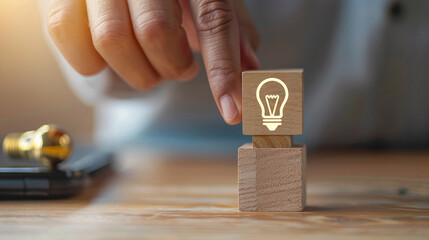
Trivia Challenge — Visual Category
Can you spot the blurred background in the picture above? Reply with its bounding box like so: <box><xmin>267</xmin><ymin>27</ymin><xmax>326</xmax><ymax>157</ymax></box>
<box><xmin>1</xmin><ymin>0</ymin><xmax>428</xmax><ymax>151</ymax></box>
<box><xmin>0</xmin><ymin>0</ymin><xmax>93</xmax><ymax>141</ymax></box>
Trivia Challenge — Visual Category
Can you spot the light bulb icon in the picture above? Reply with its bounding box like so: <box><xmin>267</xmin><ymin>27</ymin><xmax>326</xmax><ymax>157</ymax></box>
<box><xmin>256</xmin><ymin>78</ymin><xmax>289</xmax><ymax>131</ymax></box>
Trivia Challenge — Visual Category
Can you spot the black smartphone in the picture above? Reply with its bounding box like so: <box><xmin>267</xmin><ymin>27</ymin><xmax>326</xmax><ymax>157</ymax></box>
<box><xmin>0</xmin><ymin>146</ymin><xmax>114</xmax><ymax>198</ymax></box>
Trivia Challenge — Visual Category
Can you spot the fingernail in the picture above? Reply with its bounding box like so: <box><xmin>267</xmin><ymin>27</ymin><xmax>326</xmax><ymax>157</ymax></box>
<box><xmin>178</xmin><ymin>60</ymin><xmax>199</xmax><ymax>81</ymax></box>
<box><xmin>220</xmin><ymin>94</ymin><xmax>238</xmax><ymax>122</ymax></box>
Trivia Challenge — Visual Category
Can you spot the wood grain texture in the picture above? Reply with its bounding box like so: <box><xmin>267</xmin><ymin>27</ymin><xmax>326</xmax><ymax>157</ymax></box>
<box><xmin>253</xmin><ymin>135</ymin><xmax>293</xmax><ymax>148</ymax></box>
<box><xmin>0</xmin><ymin>150</ymin><xmax>429</xmax><ymax>239</ymax></box>
<box><xmin>238</xmin><ymin>144</ymin><xmax>306</xmax><ymax>211</ymax></box>
<box><xmin>242</xmin><ymin>69</ymin><xmax>303</xmax><ymax>136</ymax></box>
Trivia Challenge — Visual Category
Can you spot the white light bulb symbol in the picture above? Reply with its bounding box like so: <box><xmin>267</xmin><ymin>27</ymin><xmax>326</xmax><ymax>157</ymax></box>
<box><xmin>256</xmin><ymin>78</ymin><xmax>289</xmax><ymax>131</ymax></box>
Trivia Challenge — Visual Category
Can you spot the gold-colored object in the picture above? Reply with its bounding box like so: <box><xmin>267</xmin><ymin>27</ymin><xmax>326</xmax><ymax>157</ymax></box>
<box><xmin>2</xmin><ymin>125</ymin><xmax>72</xmax><ymax>168</ymax></box>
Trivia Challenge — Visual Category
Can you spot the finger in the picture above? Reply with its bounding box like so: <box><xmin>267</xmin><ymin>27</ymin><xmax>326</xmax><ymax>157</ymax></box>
<box><xmin>127</xmin><ymin>0</ymin><xmax>198</xmax><ymax>81</ymax></box>
<box><xmin>47</xmin><ymin>0</ymin><xmax>105</xmax><ymax>75</ymax></box>
<box><xmin>190</xmin><ymin>0</ymin><xmax>241</xmax><ymax>125</ymax></box>
<box><xmin>178</xmin><ymin>0</ymin><xmax>200</xmax><ymax>51</ymax></box>
<box><xmin>86</xmin><ymin>0</ymin><xmax>160</xmax><ymax>90</ymax></box>
<box><xmin>232</xmin><ymin>0</ymin><xmax>260</xmax><ymax>71</ymax></box>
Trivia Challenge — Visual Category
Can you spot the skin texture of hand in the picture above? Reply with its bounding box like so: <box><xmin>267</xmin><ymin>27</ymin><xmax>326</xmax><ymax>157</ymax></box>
<box><xmin>47</xmin><ymin>0</ymin><xmax>259</xmax><ymax>124</ymax></box>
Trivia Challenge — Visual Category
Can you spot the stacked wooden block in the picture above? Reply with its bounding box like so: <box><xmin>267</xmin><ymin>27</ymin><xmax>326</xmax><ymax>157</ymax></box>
<box><xmin>239</xmin><ymin>69</ymin><xmax>306</xmax><ymax>212</ymax></box>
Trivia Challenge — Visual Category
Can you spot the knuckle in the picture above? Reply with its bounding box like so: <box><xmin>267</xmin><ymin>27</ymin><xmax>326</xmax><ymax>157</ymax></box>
<box><xmin>207</xmin><ymin>63</ymin><xmax>237</xmax><ymax>94</ymax></box>
<box><xmin>195</xmin><ymin>0</ymin><xmax>234</xmax><ymax>34</ymax></box>
<box><xmin>47</xmin><ymin>7</ymin><xmax>73</xmax><ymax>39</ymax></box>
<box><xmin>134</xmin><ymin>12</ymin><xmax>178</xmax><ymax>42</ymax></box>
<box><xmin>92</xmin><ymin>19</ymin><xmax>130</xmax><ymax>51</ymax></box>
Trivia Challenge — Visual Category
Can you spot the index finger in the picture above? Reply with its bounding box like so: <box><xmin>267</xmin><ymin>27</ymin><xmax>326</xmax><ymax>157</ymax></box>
<box><xmin>190</xmin><ymin>0</ymin><xmax>241</xmax><ymax>124</ymax></box>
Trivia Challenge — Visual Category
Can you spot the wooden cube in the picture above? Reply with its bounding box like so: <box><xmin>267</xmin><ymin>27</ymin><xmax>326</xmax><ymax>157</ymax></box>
<box><xmin>238</xmin><ymin>144</ymin><xmax>306</xmax><ymax>212</ymax></box>
<box><xmin>242</xmin><ymin>69</ymin><xmax>303</xmax><ymax>136</ymax></box>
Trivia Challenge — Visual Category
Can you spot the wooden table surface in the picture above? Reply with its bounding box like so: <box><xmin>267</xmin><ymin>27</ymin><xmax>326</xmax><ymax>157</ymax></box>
<box><xmin>0</xmin><ymin>149</ymin><xmax>428</xmax><ymax>239</ymax></box>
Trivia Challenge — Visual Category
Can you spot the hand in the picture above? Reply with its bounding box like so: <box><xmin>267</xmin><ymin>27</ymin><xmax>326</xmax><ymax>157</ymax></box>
<box><xmin>47</xmin><ymin>0</ymin><xmax>259</xmax><ymax>124</ymax></box>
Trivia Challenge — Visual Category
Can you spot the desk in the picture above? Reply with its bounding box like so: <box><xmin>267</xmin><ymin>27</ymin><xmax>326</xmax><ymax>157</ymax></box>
<box><xmin>0</xmin><ymin>150</ymin><xmax>428</xmax><ymax>239</ymax></box>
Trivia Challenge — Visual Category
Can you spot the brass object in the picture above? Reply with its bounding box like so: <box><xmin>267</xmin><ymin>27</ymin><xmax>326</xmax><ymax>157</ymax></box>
<box><xmin>2</xmin><ymin>125</ymin><xmax>72</xmax><ymax>168</ymax></box>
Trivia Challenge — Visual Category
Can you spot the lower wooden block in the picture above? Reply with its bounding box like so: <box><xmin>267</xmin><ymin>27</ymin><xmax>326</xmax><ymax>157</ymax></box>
<box><xmin>238</xmin><ymin>144</ymin><xmax>306</xmax><ymax>212</ymax></box>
